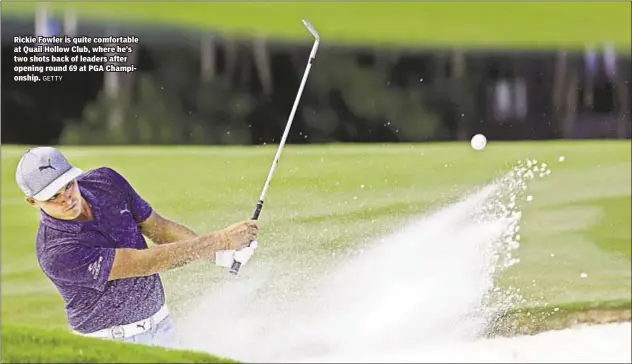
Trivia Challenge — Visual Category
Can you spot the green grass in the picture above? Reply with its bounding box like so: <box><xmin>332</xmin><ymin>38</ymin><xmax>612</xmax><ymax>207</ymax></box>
<box><xmin>3</xmin><ymin>2</ymin><xmax>630</xmax><ymax>50</ymax></box>
<box><xmin>2</xmin><ymin>141</ymin><xmax>631</xmax><ymax>361</ymax></box>
<box><xmin>1</xmin><ymin>325</ymin><xmax>238</xmax><ymax>363</ymax></box>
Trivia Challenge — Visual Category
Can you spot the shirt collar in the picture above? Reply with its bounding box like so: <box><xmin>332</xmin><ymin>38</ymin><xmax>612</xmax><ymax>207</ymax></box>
<box><xmin>40</xmin><ymin>183</ymin><xmax>100</xmax><ymax>233</ymax></box>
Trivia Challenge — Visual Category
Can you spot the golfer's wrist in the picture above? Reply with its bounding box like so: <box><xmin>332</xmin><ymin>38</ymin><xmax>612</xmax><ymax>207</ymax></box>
<box><xmin>200</xmin><ymin>231</ymin><xmax>230</xmax><ymax>254</ymax></box>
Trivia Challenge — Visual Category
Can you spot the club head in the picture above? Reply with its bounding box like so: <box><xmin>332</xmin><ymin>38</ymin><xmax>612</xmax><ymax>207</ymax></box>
<box><xmin>302</xmin><ymin>19</ymin><xmax>320</xmax><ymax>40</ymax></box>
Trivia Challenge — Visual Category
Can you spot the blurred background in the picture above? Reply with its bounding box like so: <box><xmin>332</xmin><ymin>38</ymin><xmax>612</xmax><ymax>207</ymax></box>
<box><xmin>2</xmin><ymin>2</ymin><xmax>631</xmax><ymax>146</ymax></box>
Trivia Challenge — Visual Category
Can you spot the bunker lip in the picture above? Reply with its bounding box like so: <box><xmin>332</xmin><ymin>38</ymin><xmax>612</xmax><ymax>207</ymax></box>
<box><xmin>487</xmin><ymin>306</ymin><xmax>632</xmax><ymax>337</ymax></box>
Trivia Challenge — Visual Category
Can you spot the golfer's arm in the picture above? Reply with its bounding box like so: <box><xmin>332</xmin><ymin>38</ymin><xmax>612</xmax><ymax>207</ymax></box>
<box><xmin>139</xmin><ymin>211</ymin><xmax>198</xmax><ymax>245</ymax></box>
<box><xmin>108</xmin><ymin>232</ymin><xmax>225</xmax><ymax>280</ymax></box>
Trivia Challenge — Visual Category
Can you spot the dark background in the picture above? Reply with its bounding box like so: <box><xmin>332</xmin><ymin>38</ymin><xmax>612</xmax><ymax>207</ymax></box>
<box><xmin>2</xmin><ymin>15</ymin><xmax>630</xmax><ymax>146</ymax></box>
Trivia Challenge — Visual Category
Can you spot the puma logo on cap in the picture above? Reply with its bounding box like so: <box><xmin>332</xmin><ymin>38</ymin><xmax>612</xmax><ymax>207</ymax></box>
<box><xmin>38</xmin><ymin>159</ymin><xmax>56</xmax><ymax>172</ymax></box>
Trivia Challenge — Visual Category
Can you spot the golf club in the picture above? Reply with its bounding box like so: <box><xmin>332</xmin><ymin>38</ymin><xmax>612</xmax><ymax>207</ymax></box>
<box><xmin>229</xmin><ymin>19</ymin><xmax>321</xmax><ymax>276</ymax></box>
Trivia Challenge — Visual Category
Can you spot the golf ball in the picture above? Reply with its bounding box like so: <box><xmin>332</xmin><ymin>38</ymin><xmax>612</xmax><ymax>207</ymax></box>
<box><xmin>470</xmin><ymin>134</ymin><xmax>487</xmax><ymax>150</ymax></box>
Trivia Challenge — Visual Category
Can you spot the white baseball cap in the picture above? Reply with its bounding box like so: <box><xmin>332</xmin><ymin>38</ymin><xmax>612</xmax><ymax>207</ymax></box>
<box><xmin>15</xmin><ymin>147</ymin><xmax>83</xmax><ymax>201</ymax></box>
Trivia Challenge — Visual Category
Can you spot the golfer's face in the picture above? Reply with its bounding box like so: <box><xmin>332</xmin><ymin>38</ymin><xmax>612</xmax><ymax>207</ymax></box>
<box><xmin>38</xmin><ymin>180</ymin><xmax>83</xmax><ymax>220</ymax></box>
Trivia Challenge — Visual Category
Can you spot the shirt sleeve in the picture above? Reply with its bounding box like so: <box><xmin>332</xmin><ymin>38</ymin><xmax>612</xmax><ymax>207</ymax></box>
<box><xmin>102</xmin><ymin>167</ymin><xmax>153</xmax><ymax>224</ymax></box>
<box><xmin>39</xmin><ymin>242</ymin><xmax>116</xmax><ymax>292</ymax></box>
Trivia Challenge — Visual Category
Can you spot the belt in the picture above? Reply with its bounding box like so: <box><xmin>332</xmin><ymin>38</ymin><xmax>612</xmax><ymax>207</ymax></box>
<box><xmin>73</xmin><ymin>304</ymin><xmax>170</xmax><ymax>339</ymax></box>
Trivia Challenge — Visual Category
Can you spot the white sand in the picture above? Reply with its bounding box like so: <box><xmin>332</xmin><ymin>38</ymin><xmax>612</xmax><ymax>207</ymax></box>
<box><xmin>303</xmin><ymin>322</ymin><xmax>631</xmax><ymax>363</ymax></box>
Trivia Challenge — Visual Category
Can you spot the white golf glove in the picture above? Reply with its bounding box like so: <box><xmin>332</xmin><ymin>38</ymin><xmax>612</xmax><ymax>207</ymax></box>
<box><xmin>215</xmin><ymin>241</ymin><xmax>259</xmax><ymax>268</ymax></box>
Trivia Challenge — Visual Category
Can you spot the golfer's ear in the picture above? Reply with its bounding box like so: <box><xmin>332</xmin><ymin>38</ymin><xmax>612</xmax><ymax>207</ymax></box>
<box><xmin>25</xmin><ymin>197</ymin><xmax>38</xmax><ymax>207</ymax></box>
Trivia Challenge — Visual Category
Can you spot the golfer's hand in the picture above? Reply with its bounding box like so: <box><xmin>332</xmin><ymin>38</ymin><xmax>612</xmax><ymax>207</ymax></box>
<box><xmin>222</xmin><ymin>220</ymin><xmax>259</xmax><ymax>250</ymax></box>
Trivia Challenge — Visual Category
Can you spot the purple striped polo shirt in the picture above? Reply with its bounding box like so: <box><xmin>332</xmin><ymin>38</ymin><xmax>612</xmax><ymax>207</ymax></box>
<box><xmin>35</xmin><ymin>167</ymin><xmax>166</xmax><ymax>334</ymax></box>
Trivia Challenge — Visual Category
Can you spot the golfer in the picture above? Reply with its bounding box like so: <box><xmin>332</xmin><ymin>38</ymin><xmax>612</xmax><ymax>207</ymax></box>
<box><xmin>15</xmin><ymin>146</ymin><xmax>259</xmax><ymax>349</ymax></box>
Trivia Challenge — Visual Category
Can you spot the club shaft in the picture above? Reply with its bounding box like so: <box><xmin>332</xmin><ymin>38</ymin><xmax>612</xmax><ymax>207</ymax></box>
<box><xmin>257</xmin><ymin>40</ymin><xmax>319</xmax><ymax>205</ymax></box>
<box><xmin>229</xmin><ymin>32</ymin><xmax>319</xmax><ymax>276</ymax></box>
